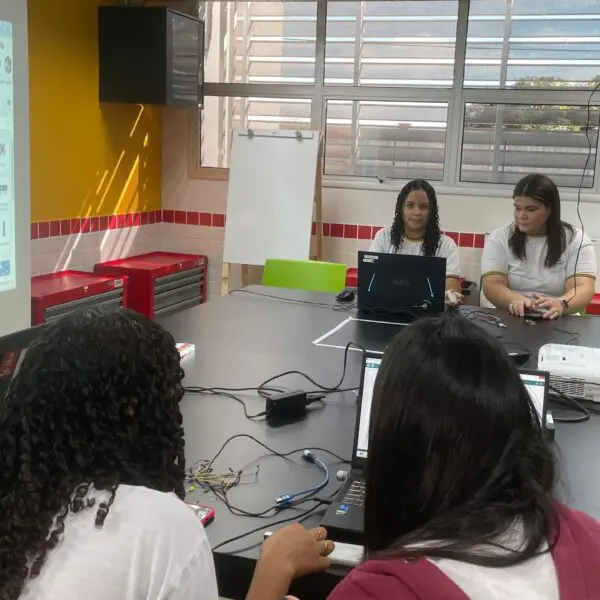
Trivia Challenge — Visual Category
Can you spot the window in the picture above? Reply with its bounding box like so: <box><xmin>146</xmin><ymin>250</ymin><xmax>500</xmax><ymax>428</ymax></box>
<box><xmin>325</xmin><ymin>100</ymin><xmax>448</xmax><ymax>180</ymax></box>
<box><xmin>466</xmin><ymin>0</ymin><xmax>600</xmax><ymax>88</ymax></box>
<box><xmin>196</xmin><ymin>0</ymin><xmax>600</xmax><ymax>192</ymax></box>
<box><xmin>324</xmin><ymin>2</ymin><xmax>458</xmax><ymax>87</ymax></box>
<box><xmin>201</xmin><ymin>96</ymin><xmax>312</xmax><ymax>168</ymax></box>
<box><xmin>461</xmin><ymin>103</ymin><xmax>600</xmax><ymax>186</ymax></box>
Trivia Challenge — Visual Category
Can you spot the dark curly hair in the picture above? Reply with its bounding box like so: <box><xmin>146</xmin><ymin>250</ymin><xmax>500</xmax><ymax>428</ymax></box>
<box><xmin>390</xmin><ymin>179</ymin><xmax>442</xmax><ymax>257</ymax></box>
<box><xmin>0</xmin><ymin>309</ymin><xmax>186</xmax><ymax>599</ymax></box>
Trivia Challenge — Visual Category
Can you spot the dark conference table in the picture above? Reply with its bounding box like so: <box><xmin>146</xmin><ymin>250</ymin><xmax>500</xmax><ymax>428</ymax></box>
<box><xmin>160</xmin><ymin>286</ymin><xmax>600</xmax><ymax>600</ymax></box>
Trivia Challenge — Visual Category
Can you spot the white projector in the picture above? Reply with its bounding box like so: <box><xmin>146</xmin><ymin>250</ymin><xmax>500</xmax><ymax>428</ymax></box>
<box><xmin>538</xmin><ymin>344</ymin><xmax>600</xmax><ymax>403</ymax></box>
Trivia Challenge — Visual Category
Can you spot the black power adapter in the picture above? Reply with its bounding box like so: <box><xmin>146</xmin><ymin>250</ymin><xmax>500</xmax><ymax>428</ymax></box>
<box><xmin>265</xmin><ymin>390</ymin><xmax>309</xmax><ymax>423</ymax></box>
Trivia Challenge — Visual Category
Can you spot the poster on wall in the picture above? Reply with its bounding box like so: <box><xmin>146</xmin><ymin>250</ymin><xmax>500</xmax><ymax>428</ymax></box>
<box><xmin>0</xmin><ymin>21</ymin><xmax>14</xmax><ymax>293</ymax></box>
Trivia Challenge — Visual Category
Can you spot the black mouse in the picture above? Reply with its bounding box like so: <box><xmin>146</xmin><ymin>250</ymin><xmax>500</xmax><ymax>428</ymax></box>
<box><xmin>336</xmin><ymin>288</ymin><xmax>356</xmax><ymax>302</ymax></box>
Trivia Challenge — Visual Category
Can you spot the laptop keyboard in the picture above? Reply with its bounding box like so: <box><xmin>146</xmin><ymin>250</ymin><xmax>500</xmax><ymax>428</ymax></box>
<box><xmin>342</xmin><ymin>480</ymin><xmax>365</xmax><ymax>506</ymax></box>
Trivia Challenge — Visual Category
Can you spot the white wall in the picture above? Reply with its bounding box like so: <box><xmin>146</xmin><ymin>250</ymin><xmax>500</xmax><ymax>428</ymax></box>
<box><xmin>162</xmin><ymin>109</ymin><xmax>600</xmax><ymax>302</ymax></box>
<box><xmin>0</xmin><ymin>0</ymin><xmax>30</xmax><ymax>334</ymax></box>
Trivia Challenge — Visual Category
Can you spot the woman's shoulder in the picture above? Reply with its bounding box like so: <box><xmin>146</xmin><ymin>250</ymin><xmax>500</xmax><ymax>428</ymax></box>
<box><xmin>109</xmin><ymin>485</ymin><xmax>204</xmax><ymax>539</ymax></box>
<box><xmin>564</xmin><ymin>225</ymin><xmax>592</xmax><ymax>247</ymax></box>
<box><xmin>373</xmin><ymin>226</ymin><xmax>392</xmax><ymax>241</ymax></box>
<box><xmin>486</xmin><ymin>224</ymin><xmax>514</xmax><ymax>244</ymax></box>
<box><xmin>329</xmin><ymin>556</ymin><xmax>469</xmax><ymax>600</ymax></box>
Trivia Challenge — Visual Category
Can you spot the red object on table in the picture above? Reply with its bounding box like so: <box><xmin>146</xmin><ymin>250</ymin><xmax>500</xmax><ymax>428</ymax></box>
<box><xmin>31</xmin><ymin>270</ymin><xmax>128</xmax><ymax>325</ymax></box>
<box><xmin>588</xmin><ymin>293</ymin><xmax>600</xmax><ymax>315</ymax></box>
<box><xmin>94</xmin><ymin>251</ymin><xmax>208</xmax><ymax>319</ymax></box>
<box><xmin>346</xmin><ymin>267</ymin><xmax>358</xmax><ymax>288</ymax></box>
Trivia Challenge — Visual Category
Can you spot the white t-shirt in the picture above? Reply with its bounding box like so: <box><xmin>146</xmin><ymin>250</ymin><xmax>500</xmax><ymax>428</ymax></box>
<box><xmin>21</xmin><ymin>485</ymin><xmax>219</xmax><ymax>600</ymax></box>
<box><xmin>481</xmin><ymin>224</ymin><xmax>597</xmax><ymax>298</ymax></box>
<box><xmin>369</xmin><ymin>227</ymin><xmax>461</xmax><ymax>278</ymax></box>
<box><xmin>425</xmin><ymin>521</ymin><xmax>559</xmax><ymax>600</ymax></box>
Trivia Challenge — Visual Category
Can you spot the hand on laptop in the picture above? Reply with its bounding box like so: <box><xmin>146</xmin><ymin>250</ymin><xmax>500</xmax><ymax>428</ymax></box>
<box><xmin>445</xmin><ymin>290</ymin><xmax>464</xmax><ymax>308</ymax></box>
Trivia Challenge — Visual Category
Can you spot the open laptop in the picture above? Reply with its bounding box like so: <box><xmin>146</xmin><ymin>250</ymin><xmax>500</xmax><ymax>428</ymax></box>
<box><xmin>320</xmin><ymin>352</ymin><xmax>380</xmax><ymax>544</ymax></box>
<box><xmin>321</xmin><ymin>360</ymin><xmax>551</xmax><ymax>544</ymax></box>
<box><xmin>357</xmin><ymin>251</ymin><xmax>446</xmax><ymax>317</ymax></box>
<box><xmin>519</xmin><ymin>369</ymin><xmax>550</xmax><ymax>429</ymax></box>
<box><xmin>0</xmin><ymin>323</ymin><xmax>48</xmax><ymax>402</ymax></box>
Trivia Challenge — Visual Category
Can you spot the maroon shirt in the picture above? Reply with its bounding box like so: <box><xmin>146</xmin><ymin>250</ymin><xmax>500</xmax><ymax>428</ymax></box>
<box><xmin>328</xmin><ymin>505</ymin><xmax>600</xmax><ymax>599</ymax></box>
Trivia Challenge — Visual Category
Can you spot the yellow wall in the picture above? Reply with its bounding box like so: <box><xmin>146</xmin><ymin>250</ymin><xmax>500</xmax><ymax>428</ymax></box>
<box><xmin>28</xmin><ymin>0</ymin><xmax>162</xmax><ymax>222</ymax></box>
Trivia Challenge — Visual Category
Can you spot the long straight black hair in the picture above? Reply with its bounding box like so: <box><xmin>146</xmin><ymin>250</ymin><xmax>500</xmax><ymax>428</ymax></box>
<box><xmin>390</xmin><ymin>179</ymin><xmax>441</xmax><ymax>257</ymax></box>
<box><xmin>364</xmin><ymin>313</ymin><xmax>558</xmax><ymax>567</ymax></box>
<box><xmin>509</xmin><ymin>174</ymin><xmax>574</xmax><ymax>268</ymax></box>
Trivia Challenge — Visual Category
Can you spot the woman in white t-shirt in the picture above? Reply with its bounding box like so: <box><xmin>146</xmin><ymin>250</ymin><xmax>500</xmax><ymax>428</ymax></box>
<box><xmin>370</xmin><ymin>179</ymin><xmax>463</xmax><ymax>305</ymax></box>
<box><xmin>481</xmin><ymin>174</ymin><xmax>597</xmax><ymax>319</ymax></box>
<box><xmin>0</xmin><ymin>309</ymin><xmax>333</xmax><ymax>600</ymax></box>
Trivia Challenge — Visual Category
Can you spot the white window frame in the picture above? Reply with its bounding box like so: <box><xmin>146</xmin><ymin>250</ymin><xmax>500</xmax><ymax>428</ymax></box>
<box><xmin>191</xmin><ymin>0</ymin><xmax>600</xmax><ymax>201</ymax></box>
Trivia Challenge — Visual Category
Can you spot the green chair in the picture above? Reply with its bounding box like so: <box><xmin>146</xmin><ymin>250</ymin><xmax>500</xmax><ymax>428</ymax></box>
<box><xmin>263</xmin><ymin>259</ymin><xmax>347</xmax><ymax>294</ymax></box>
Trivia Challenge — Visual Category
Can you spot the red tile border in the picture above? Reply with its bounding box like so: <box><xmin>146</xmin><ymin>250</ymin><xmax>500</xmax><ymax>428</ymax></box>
<box><xmin>358</xmin><ymin>225</ymin><xmax>372</xmax><ymax>240</ymax></box>
<box><xmin>38</xmin><ymin>222</ymin><xmax>50</xmax><ymax>239</ymax></box>
<box><xmin>344</xmin><ymin>224</ymin><xmax>358</xmax><ymax>239</ymax></box>
<box><xmin>30</xmin><ymin>210</ymin><xmax>488</xmax><ymax>250</ymax></box>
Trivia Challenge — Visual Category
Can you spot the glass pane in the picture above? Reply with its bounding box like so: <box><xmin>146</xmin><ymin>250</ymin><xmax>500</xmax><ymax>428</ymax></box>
<box><xmin>200</xmin><ymin>97</ymin><xmax>312</xmax><ymax>168</ymax></box>
<box><xmin>466</xmin><ymin>0</ymin><xmax>600</xmax><ymax>88</ymax></box>
<box><xmin>460</xmin><ymin>103</ymin><xmax>600</xmax><ymax>187</ymax></box>
<box><xmin>324</xmin><ymin>100</ymin><xmax>448</xmax><ymax>180</ymax></box>
<box><xmin>325</xmin><ymin>1</ymin><xmax>458</xmax><ymax>87</ymax></box>
<box><xmin>203</xmin><ymin>1</ymin><xmax>317</xmax><ymax>84</ymax></box>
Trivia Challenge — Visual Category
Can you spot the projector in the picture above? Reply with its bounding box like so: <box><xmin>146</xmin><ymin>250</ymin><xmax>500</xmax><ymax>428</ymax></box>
<box><xmin>538</xmin><ymin>344</ymin><xmax>600</xmax><ymax>403</ymax></box>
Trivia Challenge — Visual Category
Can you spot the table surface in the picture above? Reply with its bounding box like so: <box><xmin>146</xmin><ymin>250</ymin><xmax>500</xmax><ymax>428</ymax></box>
<box><xmin>160</xmin><ymin>286</ymin><xmax>600</xmax><ymax>599</ymax></box>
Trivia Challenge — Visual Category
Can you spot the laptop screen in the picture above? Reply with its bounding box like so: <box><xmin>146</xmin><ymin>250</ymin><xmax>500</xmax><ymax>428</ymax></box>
<box><xmin>356</xmin><ymin>356</ymin><xmax>381</xmax><ymax>459</ymax></box>
<box><xmin>519</xmin><ymin>371</ymin><xmax>548</xmax><ymax>424</ymax></box>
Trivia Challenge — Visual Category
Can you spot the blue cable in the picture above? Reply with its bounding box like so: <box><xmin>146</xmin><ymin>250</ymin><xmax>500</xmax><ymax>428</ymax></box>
<box><xmin>275</xmin><ymin>450</ymin><xmax>330</xmax><ymax>507</ymax></box>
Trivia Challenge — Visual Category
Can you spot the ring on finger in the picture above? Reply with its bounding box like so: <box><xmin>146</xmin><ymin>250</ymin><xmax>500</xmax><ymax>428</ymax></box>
<box><xmin>323</xmin><ymin>540</ymin><xmax>333</xmax><ymax>555</ymax></box>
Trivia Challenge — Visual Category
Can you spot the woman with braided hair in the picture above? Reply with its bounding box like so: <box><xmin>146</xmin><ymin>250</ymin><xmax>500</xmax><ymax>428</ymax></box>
<box><xmin>370</xmin><ymin>179</ymin><xmax>463</xmax><ymax>306</ymax></box>
<box><xmin>0</xmin><ymin>309</ymin><xmax>334</xmax><ymax>600</ymax></box>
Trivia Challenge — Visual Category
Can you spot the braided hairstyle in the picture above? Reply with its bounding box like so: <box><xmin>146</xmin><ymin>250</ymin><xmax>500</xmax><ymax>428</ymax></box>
<box><xmin>390</xmin><ymin>179</ymin><xmax>442</xmax><ymax>257</ymax></box>
<box><xmin>0</xmin><ymin>309</ymin><xmax>186</xmax><ymax>599</ymax></box>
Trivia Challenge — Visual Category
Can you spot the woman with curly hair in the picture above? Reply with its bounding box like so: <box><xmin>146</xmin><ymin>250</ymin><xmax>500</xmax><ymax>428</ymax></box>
<box><xmin>0</xmin><ymin>309</ymin><xmax>333</xmax><ymax>600</ymax></box>
<box><xmin>370</xmin><ymin>179</ymin><xmax>463</xmax><ymax>305</ymax></box>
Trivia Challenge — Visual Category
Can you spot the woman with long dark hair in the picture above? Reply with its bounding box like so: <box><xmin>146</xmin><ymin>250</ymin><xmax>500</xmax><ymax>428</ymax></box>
<box><xmin>0</xmin><ymin>309</ymin><xmax>332</xmax><ymax>600</ymax></box>
<box><xmin>325</xmin><ymin>313</ymin><xmax>600</xmax><ymax>599</ymax></box>
<box><xmin>481</xmin><ymin>174</ymin><xmax>596</xmax><ymax>318</ymax></box>
<box><xmin>370</xmin><ymin>179</ymin><xmax>462</xmax><ymax>304</ymax></box>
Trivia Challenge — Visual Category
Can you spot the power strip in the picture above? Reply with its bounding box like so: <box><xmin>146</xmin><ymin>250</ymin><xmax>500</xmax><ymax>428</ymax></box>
<box><xmin>264</xmin><ymin>531</ymin><xmax>363</xmax><ymax>568</ymax></box>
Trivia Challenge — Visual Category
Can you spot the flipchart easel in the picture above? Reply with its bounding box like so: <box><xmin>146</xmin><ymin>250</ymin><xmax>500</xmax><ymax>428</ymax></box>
<box><xmin>221</xmin><ymin>129</ymin><xmax>324</xmax><ymax>295</ymax></box>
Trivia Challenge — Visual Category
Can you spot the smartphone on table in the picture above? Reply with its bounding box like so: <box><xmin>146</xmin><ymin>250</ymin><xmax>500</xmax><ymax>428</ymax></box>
<box><xmin>185</xmin><ymin>502</ymin><xmax>216</xmax><ymax>526</ymax></box>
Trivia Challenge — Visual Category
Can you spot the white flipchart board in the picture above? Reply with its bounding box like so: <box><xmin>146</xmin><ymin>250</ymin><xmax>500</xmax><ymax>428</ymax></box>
<box><xmin>223</xmin><ymin>129</ymin><xmax>319</xmax><ymax>266</ymax></box>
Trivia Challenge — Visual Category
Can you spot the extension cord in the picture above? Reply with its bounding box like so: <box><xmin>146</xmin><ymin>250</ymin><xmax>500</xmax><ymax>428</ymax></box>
<box><xmin>264</xmin><ymin>531</ymin><xmax>363</xmax><ymax>568</ymax></box>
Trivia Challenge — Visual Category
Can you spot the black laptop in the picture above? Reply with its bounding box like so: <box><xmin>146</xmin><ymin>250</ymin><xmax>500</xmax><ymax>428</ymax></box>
<box><xmin>357</xmin><ymin>251</ymin><xmax>446</xmax><ymax>316</ymax></box>
<box><xmin>320</xmin><ymin>352</ymin><xmax>381</xmax><ymax>544</ymax></box>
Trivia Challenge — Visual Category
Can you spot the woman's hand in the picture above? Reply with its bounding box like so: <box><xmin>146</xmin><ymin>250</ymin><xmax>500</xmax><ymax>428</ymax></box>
<box><xmin>445</xmin><ymin>290</ymin><xmax>464</xmax><ymax>308</ymax></box>
<box><xmin>259</xmin><ymin>524</ymin><xmax>334</xmax><ymax>579</ymax></box>
<box><xmin>246</xmin><ymin>525</ymin><xmax>334</xmax><ymax>600</ymax></box>
<box><xmin>532</xmin><ymin>293</ymin><xmax>564</xmax><ymax>320</ymax></box>
<box><xmin>508</xmin><ymin>296</ymin><xmax>533</xmax><ymax>317</ymax></box>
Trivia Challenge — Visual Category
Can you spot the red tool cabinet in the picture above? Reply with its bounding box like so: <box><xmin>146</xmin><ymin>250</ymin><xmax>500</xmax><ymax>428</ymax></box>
<box><xmin>31</xmin><ymin>270</ymin><xmax>128</xmax><ymax>325</ymax></box>
<box><xmin>94</xmin><ymin>251</ymin><xmax>207</xmax><ymax>319</ymax></box>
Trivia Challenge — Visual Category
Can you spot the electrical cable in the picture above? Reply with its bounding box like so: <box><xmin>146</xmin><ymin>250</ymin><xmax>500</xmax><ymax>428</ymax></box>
<box><xmin>229</xmin><ymin>288</ymin><xmax>339</xmax><ymax>310</ymax></box>
<box><xmin>184</xmin><ymin>386</ymin><xmax>271</xmax><ymax>419</ymax></box>
<box><xmin>204</xmin><ymin>433</ymin><xmax>350</xmax><ymax>470</ymax></box>
<box><xmin>275</xmin><ymin>451</ymin><xmax>330</xmax><ymax>507</ymax></box>
<box><xmin>258</xmin><ymin>342</ymin><xmax>366</xmax><ymax>396</ymax></box>
<box><xmin>565</xmin><ymin>80</ymin><xmax>600</xmax><ymax>308</ymax></box>
<box><xmin>549</xmin><ymin>385</ymin><xmax>590</xmax><ymax>423</ymax></box>
<box><xmin>211</xmin><ymin>501</ymin><xmax>327</xmax><ymax>552</ymax></box>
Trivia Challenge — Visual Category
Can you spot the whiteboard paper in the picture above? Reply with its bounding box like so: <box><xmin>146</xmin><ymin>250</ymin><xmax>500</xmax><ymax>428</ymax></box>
<box><xmin>223</xmin><ymin>129</ymin><xmax>319</xmax><ymax>266</ymax></box>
